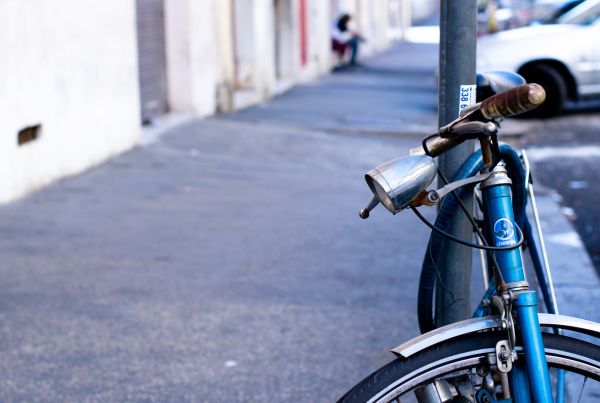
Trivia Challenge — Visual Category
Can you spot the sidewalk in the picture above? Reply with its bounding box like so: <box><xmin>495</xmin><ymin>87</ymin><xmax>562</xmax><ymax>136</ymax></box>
<box><xmin>0</xmin><ymin>42</ymin><xmax>597</xmax><ymax>401</ymax></box>
<box><xmin>226</xmin><ymin>41</ymin><xmax>439</xmax><ymax>136</ymax></box>
<box><xmin>225</xmin><ymin>41</ymin><xmax>599</xmax><ymax>319</ymax></box>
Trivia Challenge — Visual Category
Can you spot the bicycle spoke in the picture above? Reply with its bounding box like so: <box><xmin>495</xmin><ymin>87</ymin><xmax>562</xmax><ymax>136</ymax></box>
<box><xmin>577</xmin><ymin>376</ymin><xmax>588</xmax><ymax>403</ymax></box>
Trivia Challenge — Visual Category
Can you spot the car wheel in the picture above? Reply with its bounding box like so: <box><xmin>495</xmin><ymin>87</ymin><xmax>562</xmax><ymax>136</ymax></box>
<box><xmin>521</xmin><ymin>65</ymin><xmax>567</xmax><ymax>118</ymax></box>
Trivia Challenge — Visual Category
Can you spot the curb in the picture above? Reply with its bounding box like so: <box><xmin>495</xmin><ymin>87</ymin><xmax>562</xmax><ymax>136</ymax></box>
<box><xmin>530</xmin><ymin>188</ymin><xmax>600</xmax><ymax>322</ymax></box>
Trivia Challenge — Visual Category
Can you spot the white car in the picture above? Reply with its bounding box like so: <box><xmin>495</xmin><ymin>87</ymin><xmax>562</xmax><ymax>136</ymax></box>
<box><xmin>477</xmin><ymin>0</ymin><xmax>600</xmax><ymax>116</ymax></box>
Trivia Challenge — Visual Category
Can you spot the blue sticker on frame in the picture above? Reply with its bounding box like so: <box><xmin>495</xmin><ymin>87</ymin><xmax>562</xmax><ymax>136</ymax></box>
<box><xmin>494</xmin><ymin>217</ymin><xmax>516</xmax><ymax>247</ymax></box>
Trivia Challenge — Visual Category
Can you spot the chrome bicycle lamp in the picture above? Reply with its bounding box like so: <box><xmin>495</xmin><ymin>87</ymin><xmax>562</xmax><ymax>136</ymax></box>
<box><xmin>365</xmin><ymin>155</ymin><xmax>437</xmax><ymax>214</ymax></box>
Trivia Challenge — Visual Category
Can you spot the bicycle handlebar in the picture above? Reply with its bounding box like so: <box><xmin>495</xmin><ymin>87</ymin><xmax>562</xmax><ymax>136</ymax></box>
<box><xmin>411</xmin><ymin>84</ymin><xmax>546</xmax><ymax>157</ymax></box>
<box><xmin>480</xmin><ymin>83</ymin><xmax>545</xmax><ymax>119</ymax></box>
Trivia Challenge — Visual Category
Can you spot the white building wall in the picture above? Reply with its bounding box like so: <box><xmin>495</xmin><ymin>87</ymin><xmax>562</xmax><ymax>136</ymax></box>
<box><xmin>165</xmin><ymin>0</ymin><xmax>399</xmax><ymax>116</ymax></box>
<box><xmin>273</xmin><ymin>0</ymin><xmax>299</xmax><ymax>82</ymax></box>
<box><xmin>372</xmin><ymin>0</ymin><xmax>391</xmax><ymax>49</ymax></box>
<box><xmin>308</xmin><ymin>0</ymin><xmax>334</xmax><ymax>76</ymax></box>
<box><xmin>164</xmin><ymin>0</ymin><xmax>220</xmax><ymax>117</ymax></box>
<box><xmin>334</xmin><ymin>0</ymin><xmax>359</xmax><ymax>15</ymax></box>
<box><xmin>0</xmin><ymin>0</ymin><xmax>140</xmax><ymax>203</ymax></box>
<box><xmin>287</xmin><ymin>0</ymin><xmax>334</xmax><ymax>82</ymax></box>
<box><xmin>411</xmin><ymin>0</ymin><xmax>437</xmax><ymax>23</ymax></box>
<box><xmin>253</xmin><ymin>0</ymin><xmax>278</xmax><ymax>98</ymax></box>
<box><xmin>0</xmin><ymin>0</ymin><xmax>400</xmax><ymax>203</ymax></box>
<box><xmin>357</xmin><ymin>0</ymin><xmax>375</xmax><ymax>54</ymax></box>
<box><xmin>232</xmin><ymin>0</ymin><xmax>257</xmax><ymax>89</ymax></box>
<box><xmin>215</xmin><ymin>0</ymin><xmax>236</xmax><ymax>112</ymax></box>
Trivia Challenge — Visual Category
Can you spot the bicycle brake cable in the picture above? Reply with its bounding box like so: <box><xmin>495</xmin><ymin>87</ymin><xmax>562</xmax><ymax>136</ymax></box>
<box><xmin>435</xmin><ymin>169</ymin><xmax>506</xmax><ymax>287</ymax></box>
<box><xmin>410</xmin><ymin>205</ymin><xmax>524</xmax><ymax>253</ymax></box>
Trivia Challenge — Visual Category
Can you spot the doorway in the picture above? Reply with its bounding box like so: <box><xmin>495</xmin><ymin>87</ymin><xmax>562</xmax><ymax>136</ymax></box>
<box><xmin>135</xmin><ymin>0</ymin><xmax>168</xmax><ymax>125</ymax></box>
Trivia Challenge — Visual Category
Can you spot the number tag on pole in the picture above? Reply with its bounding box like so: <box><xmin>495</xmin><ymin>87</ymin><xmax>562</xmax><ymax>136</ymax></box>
<box><xmin>459</xmin><ymin>85</ymin><xmax>477</xmax><ymax>117</ymax></box>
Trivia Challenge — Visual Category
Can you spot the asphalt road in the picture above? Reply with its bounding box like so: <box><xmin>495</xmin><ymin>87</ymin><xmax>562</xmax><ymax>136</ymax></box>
<box><xmin>0</xmin><ymin>42</ymin><xmax>598</xmax><ymax>402</ymax></box>
<box><xmin>0</xmin><ymin>118</ymin><xmax>433</xmax><ymax>401</ymax></box>
<box><xmin>230</xmin><ymin>39</ymin><xmax>600</xmax><ymax>274</ymax></box>
<box><xmin>516</xmin><ymin>111</ymin><xmax>600</xmax><ymax>273</ymax></box>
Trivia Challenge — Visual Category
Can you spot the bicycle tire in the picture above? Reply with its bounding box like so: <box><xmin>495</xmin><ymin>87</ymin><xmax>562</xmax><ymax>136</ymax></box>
<box><xmin>520</xmin><ymin>65</ymin><xmax>567</xmax><ymax>117</ymax></box>
<box><xmin>337</xmin><ymin>332</ymin><xmax>600</xmax><ymax>402</ymax></box>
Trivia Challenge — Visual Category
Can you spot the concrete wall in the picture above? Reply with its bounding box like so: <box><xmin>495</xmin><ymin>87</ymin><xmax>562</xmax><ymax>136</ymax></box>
<box><xmin>165</xmin><ymin>0</ymin><xmax>401</xmax><ymax>113</ymax></box>
<box><xmin>0</xmin><ymin>0</ymin><xmax>141</xmax><ymax>203</ymax></box>
<box><xmin>164</xmin><ymin>0</ymin><xmax>220</xmax><ymax>117</ymax></box>
<box><xmin>253</xmin><ymin>0</ymin><xmax>278</xmax><ymax>98</ymax></box>
<box><xmin>0</xmin><ymin>0</ymin><xmax>405</xmax><ymax>202</ymax></box>
<box><xmin>229</xmin><ymin>0</ymin><xmax>328</xmax><ymax>108</ymax></box>
<box><xmin>308</xmin><ymin>0</ymin><xmax>335</xmax><ymax>77</ymax></box>
<box><xmin>411</xmin><ymin>0</ymin><xmax>437</xmax><ymax>23</ymax></box>
<box><xmin>273</xmin><ymin>0</ymin><xmax>299</xmax><ymax>82</ymax></box>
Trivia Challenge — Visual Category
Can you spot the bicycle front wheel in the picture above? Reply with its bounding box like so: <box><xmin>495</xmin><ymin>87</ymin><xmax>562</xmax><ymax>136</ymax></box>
<box><xmin>338</xmin><ymin>332</ymin><xmax>600</xmax><ymax>402</ymax></box>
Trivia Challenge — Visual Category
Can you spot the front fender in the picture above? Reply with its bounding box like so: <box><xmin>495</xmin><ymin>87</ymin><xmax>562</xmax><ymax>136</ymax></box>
<box><xmin>392</xmin><ymin>314</ymin><xmax>600</xmax><ymax>358</ymax></box>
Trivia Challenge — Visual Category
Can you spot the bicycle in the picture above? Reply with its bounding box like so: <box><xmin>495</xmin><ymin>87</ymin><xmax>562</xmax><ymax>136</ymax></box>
<box><xmin>338</xmin><ymin>73</ymin><xmax>600</xmax><ymax>402</ymax></box>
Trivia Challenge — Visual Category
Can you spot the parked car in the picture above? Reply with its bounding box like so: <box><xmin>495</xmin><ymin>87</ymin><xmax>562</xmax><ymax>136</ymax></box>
<box><xmin>477</xmin><ymin>0</ymin><xmax>600</xmax><ymax>116</ymax></box>
<box><xmin>530</xmin><ymin>0</ymin><xmax>586</xmax><ymax>24</ymax></box>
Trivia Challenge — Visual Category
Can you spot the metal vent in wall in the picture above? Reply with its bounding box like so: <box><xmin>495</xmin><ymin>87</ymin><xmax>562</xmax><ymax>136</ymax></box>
<box><xmin>18</xmin><ymin>124</ymin><xmax>42</xmax><ymax>146</ymax></box>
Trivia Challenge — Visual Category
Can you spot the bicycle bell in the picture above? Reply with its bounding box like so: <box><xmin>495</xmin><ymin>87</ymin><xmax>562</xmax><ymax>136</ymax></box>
<box><xmin>365</xmin><ymin>155</ymin><xmax>437</xmax><ymax>214</ymax></box>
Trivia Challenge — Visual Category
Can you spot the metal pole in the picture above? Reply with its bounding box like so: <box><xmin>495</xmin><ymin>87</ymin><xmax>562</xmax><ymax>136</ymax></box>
<box><xmin>435</xmin><ymin>0</ymin><xmax>478</xmax><ymax>326</ymax></box>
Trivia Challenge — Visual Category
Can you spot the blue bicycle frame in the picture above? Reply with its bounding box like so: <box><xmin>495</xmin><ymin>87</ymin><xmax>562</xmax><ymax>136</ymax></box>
<box><xmin>480</xmin><ymin>167</ymin><xmax>554</xmax><ymax>402</ymax></box>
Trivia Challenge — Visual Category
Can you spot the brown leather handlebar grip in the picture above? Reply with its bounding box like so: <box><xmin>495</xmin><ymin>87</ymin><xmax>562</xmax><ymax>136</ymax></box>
<box><xmin>480</xmin><ymin>83</ymin><xmax>546</xmax><ymax>119</ymax></box>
